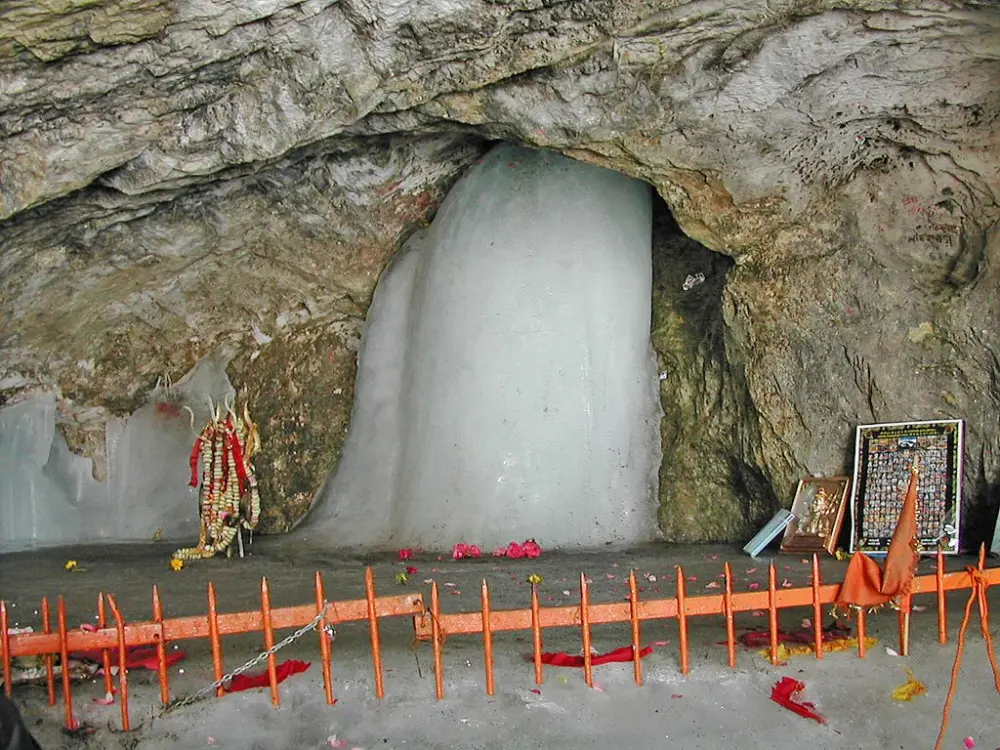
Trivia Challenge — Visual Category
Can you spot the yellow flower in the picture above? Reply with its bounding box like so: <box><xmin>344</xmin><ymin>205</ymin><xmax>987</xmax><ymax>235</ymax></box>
<box><xmin>170</xmin><ymin>559</ymin><xmax>184</xmax><ymax>572</ymax></box>
<box><xmin>527</xmin><ymin>574</ymin><xmax>543</xmax><ymax>585</ymax></box>
<box><xmin>64</xmin><ymin>560</ymin><xmax>78</xmax><ymax>571</ymax></box>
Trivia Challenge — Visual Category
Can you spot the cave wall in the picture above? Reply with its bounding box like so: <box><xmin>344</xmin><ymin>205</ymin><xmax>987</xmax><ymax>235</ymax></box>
<box><xmin>1</xmin><ymin>0</ymin><xmax>999</xmax><ymax>545</ymax></box>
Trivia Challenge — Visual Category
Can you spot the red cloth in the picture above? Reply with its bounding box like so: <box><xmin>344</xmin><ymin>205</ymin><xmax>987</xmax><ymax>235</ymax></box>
<box><xmin>729</xmin><ymin>622</ymin><xmax>851</xmax><ymax>648</ymax></box>
<box><xmin>770</xmin><ymin>677</ymin><xmax>825</xmax><ymax>723</ymax></box>
<box><xmin>225</xmin><ymin>659</ymin><xmax>311</xmax><ymax>693</ymax></box>
<box><xmin>73</xmin><ymin>646</ymin><xmax>186</xmax><ymax>671</ymax></box>
<box><xmin>534</xmin><ymin>645</ymin><xmax>654</xmax><ymax>668</ymax></box>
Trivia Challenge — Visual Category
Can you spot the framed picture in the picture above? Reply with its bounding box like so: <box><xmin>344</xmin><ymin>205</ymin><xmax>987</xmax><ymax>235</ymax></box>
<box><xmin>780</xmin><ymin>476</ymin><xmax>851</xmax><ymax>555</ymax></box>
<box><xmin>850</xmin><ymin>419</ymin><xmax>964</xmax><ymax>555</ymax></box>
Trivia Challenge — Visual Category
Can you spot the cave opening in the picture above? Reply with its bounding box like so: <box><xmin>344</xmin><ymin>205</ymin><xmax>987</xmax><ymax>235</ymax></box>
<box><xmin>299</xmin><ymin>142</ymin><xmax>760</xmax><ymax>551</ymax></box>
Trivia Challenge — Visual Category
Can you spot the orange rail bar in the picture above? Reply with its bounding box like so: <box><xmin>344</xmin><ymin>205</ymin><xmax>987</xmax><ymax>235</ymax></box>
<box><xmin>481</xmin><ymin>580</ymin><xmax>495</xmax><ymax>696</ymax></box>
<box><xmin>314</xmin><ymin>572</ymin><xmax>335</xmax><ymax>706</ymax></box>
<box><xmin>40</xmin><ymin>598</ymin><xmax>55</xmax><ymax>706</ymax></box>
<box><xmin>0</xmin><ymin>600</ymin><xmax>10</xmax><ymax>697</ymax></box>
<box><xmin>411</xmin><ymin>566</ymin><xmax>1000</xmax><ymax>641</ymax></box>
<box><xmin>152</xmin><ymin>585</ymin><xmax>170</xmax><ymax>705</ymax></box>
<box><xmin>580</xmin><ymin>573</ymin><xmax>593</xmax><ymax>688</ymax></box>
<box><xmin>56</xmin><ymin>596</ymin><xmax>74</xmax><ymax>730</ymax></box>
<box><xmin>7</xmin><ymin>593</ymin><xmax>424</xmax><ymax>658</ymax></box>
<box><xmin>260</xmin><ymin>578</ymin><xmax>280</xmax><ymax>707</ymax></box>
<box><xmin>530</xmin><ymin>582</ymin><xmax>543</xmax><ymax>685</ymax></box>
<box><xmin>628</xmin><ymin>570</ymin><xmax>643</xmax><ymax>686</ymax></box>
<box><xmin>96</xmin><ymin>593</ymin><xmax>114</xmax><ymax>699</ymax></box>
<box><xmin>106</xmin><ymin>595</ymin><xmax>131</xmax><ymax>731</ymax></box>
<box><xmin>811</xmin><ymin>556</ymin><xmax>823</xmax><ymax>660</ymax></box>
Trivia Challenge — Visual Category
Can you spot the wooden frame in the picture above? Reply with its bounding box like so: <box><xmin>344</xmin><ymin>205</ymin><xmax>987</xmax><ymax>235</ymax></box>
<box><xmin>780</xmin><ymin>476</ymin><xmax>851</xmax><ymax>555</ymax></box>
<box><xmin>850</xmin><ymin>419</ymin><xmax>964</xmax><ymax>555</ymax></box>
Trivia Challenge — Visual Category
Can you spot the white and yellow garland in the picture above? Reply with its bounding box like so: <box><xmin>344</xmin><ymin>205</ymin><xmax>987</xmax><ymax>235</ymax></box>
<box><xmin>173</xmin><ymin>400</ymin><xmax>262</xmax><ymax>561</ymax></box>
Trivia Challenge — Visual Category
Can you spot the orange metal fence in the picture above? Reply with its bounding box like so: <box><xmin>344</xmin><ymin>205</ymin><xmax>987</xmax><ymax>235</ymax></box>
<box><xmin>1</xmin><ymin>550</ymin><xmax>998</xmax><ymax>732</ymax></box>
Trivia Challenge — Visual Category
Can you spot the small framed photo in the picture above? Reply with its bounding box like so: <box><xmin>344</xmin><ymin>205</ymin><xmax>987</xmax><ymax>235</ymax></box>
<box><xmin>850</xmin><ymin>419</ymin><xmax>964</xmax><ymax>555</ymax></box>
<box><xmin>780</xmin><ymin>476</ymin><xmax>851</xmax><ymax>555</ymax></box>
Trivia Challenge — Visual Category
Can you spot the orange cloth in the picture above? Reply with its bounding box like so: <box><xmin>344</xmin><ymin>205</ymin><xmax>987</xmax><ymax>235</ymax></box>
<box><xmin>837</xmin><ymin>462</ymin><xmax>920</xmax><ymax>609</ymax></box>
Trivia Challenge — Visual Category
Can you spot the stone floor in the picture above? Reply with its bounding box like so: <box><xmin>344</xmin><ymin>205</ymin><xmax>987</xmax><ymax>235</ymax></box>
<box><xmin>1</xmin><ymin>540</ymin><xmax>998</xmax><ymax>749</ymax></box>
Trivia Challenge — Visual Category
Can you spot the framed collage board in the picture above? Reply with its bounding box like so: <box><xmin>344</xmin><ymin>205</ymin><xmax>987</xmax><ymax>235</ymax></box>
<box><xmin>850</xmin><ymin>419</ymin><xmax>964</xmax><ymax>555</ymax></box>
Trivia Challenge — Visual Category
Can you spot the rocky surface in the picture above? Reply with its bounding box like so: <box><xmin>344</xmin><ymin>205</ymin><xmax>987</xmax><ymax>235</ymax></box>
<box><xmin>1</xmin><ymin>0</ymin><xmax>998</xmax><ymax>543</ymax></box>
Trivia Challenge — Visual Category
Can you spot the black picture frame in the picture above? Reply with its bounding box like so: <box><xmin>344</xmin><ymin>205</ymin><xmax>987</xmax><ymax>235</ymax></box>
<box><xmin>850</xmin><ymin>419</ymin><xmax>963</xmax><ymax>555</ymax></box>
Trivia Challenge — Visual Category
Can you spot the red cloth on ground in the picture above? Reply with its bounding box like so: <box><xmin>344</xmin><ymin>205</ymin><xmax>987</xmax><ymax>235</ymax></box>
<box><xmin>72</xmin><ymin>646</ymin><xmax>186</xmax><ymax>671</ymax></box>
<box><xmin>534</xmin><ymin>645</ymin><xmax>654</xmax><ymax>668</ymax></box>
<box><xmin>770</xmin><ymin>677</ymin><xmax>826</xmax><ymax>723</ymax></box>
<box><xmin>225</xmin><ymin>659</ymin><xmax>311</xmax><ymax>693</ymax></box>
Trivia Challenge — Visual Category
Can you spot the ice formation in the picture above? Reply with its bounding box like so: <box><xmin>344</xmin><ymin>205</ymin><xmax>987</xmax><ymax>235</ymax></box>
<box><xmin>0</xmin><ymin>352</ymin><xmax>235</xmax><ymax>552</ymax></box>
<box><xmin>304</xmin><ymin>144</ymin><xmax>662</xmax><ymax>549</ymax></box>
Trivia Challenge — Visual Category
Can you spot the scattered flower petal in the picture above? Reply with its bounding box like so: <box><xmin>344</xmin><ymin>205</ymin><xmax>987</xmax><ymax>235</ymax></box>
<box><xmin>169</xmin><ymin>558</ymin><xmax>184</xmax><ymax>572</ymax></box>
<box><xmin>749</xmin><ymin>583</ymin><xmax>760</xmax><ymax>590</ymax></box>
<box><xmin>800</xmin><ymin>559</ymin><xmax>810</xmax><ymax>565</ymax></box>
<box><xmin>530</xmin><ymin>688</ymin><xmax>541</xmax><ymax>695</ymax></box>
<box><xmin>963</xmin><ymin>737</ymin><xmax>975</xmax><ymax>749</ymax></box>
<box><xmin>444</xmin><ymin>582</ymin><xmax>457</xmax><ymax>587</ymax></box>
<box><xmin>801</xmin><ymin>618</ymin><xmax>812</xmax><ymax>629</ymax></box>
<box><xmin>885</xmin><ymin>647</ymin><xmax>899</xmax><ymax>657</ymax></box>
<box><xmin>522</xmin><ymin>539</ymin><xmax>542</xmax><ymax>558</ymax></box>
<box><xmin>710</xmin><ymin>554</ymin><xmax>719</xmax><ymax>560</ymax></box>
<box><xmin>405</xmin><ymin>565</ymin><xmax>418</xmax><ymax>574</ymax></box>
<box><xmin>562</xmin><ymin>590</ymin><xmax>571</xmax><ymax>596</ymax></box>
<box><xmin>752</xmin><ymin>610</ymin><xmax>765</xmax><ymax>617</ymax></box>
<box><xmin>746</xmin><ymin>568</ymin><xmax>758</xmax><ymax>574</ymax></box>
<box><xmin>781</xmin><ymin>579</ymin><xmax>793</xmax><ymax>588</ymax></box>
<box><xmin>912</xmin><ymin>604</ymin><xmax>928</xmax><ymax>612</ymax></box>
<box><xmin>93</xmin><ymin>692</ymin><xmax>114</xmax><ymax>705</ymax></box>
<box><xmin>686</xmin><ymin>576</ymin><xmax>698</xmax><ymax>582</ymax></box>
<box><xmin>671</xmin><ymin>693</ymin><xmax>683</xmax><ymax>699</ymax></box>
<box><xmin>527</xmin><ymin>574</ymin><xmax>543</xmax><ymax>585</ymax></box>
<box><xmin>398</xmin><ymin>549</ymin><xmax>413</xmax><ymax>561</ymax></box>
<box><xmin>423</xmin><ymin>578</ymin><xmax>434</xmax><ymax>584</ymax></box>
<box><xmin>606</xmin><ymin>573</ymin><xmax>616</xmax><ymax>579</ymax></box>
<box><xmin>705</xmin><ymin>581</ymin><xmax>720</xmax><ymax>589</ymax></box>
<box><xmin>492</xmin><ymin>547</ymin><xmax>507</xmax><ymax>557</ymax></box>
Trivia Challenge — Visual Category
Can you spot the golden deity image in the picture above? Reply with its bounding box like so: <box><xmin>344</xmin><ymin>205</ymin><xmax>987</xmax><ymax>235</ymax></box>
<box><xmin>173</xmin><ymin>400</ymin><xmax>262</xmax><ymax>560</ymax></box>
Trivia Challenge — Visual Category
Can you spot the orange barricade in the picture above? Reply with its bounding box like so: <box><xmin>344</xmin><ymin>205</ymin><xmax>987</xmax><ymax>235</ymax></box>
<box><xmin>1</xmin><ymin>549</ymin><xmax>998</xmax><ymax>732</ymax></box>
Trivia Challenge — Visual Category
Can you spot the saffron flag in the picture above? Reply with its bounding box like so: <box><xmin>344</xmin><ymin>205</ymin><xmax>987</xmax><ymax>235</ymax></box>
<box><xmin>837</xmin><ymin>460</ymin><xmax>921</xmax><ymax>610</ymax></box>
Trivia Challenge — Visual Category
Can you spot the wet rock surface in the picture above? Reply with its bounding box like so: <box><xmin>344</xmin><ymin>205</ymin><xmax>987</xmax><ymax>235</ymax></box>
<box><xmin>1</xmin><ymin>0</ymin><xmax>998</xmax><ymax>542</ymax></box>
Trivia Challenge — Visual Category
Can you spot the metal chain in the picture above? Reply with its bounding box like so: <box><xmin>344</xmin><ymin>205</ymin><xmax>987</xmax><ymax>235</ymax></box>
<box><xmin>162</xmin><ymin>603</ymin><xmax>335</xmax><ymax>714</ymax></box>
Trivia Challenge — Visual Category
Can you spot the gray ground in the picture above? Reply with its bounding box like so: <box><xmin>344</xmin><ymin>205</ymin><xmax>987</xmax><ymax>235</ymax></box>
<box><xmin>1</xmin><ymin>542</ymin><xmax>998</xmax><ymax>750</ymax></box>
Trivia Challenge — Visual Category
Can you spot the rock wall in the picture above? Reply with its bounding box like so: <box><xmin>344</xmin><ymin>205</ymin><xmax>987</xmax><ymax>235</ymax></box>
<box><xmin>1</xmin><ymin>0</ymin><xmax>998</xmax><ymax>544</ymax></box>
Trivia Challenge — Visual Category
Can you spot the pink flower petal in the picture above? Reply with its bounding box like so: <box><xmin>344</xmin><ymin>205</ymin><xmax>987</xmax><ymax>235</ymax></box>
<box><xmin>492</xmin><ymin>547</ymin><xmax>508</xmax><ymax>557</ymax></box>
<box><xmin>781</xmin><ymin>579</ymin><xmax>793</xmax><ymax>588</ymax></box>
<box><xmin>963</xmin><ymin>738</ymin><xmax>975</xmax><ymax>749</ymax></box>
<box><xmin>801</xmin><ymin>618</ymin><xmax>812</xmax><ymax>629</ymax></box>
<box><xmin>686</xmin><ymin>576</ymin><xmax>698</xmax><ymax>582</ymax></box>
<box><xmin>749</xmin><ymin>583</ymin><xmax>760</xmax><ymax>590</ymax></box>
<box><xmin>746</xmin><ymin>568</ymin><xmax>758</xmax><ymax>574</ymax></box>
<box><xmin>752</xmin><ymin>610</ymin><xmax>765</xmax><ymax>617</ymax></box>
<box><xmin>606</xmin><ymin>573</ymin><xmax>616</xmax><ymax>579</ymax></box>
<box><xmin>705</xmin><ymin>581</ymin><xmax>720</xmax><ymax>589</ymax></box>
<box><xmin>522</xmin><ymin>540</ymin><xmax>542</xmax><ymax>558</ymax></box>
